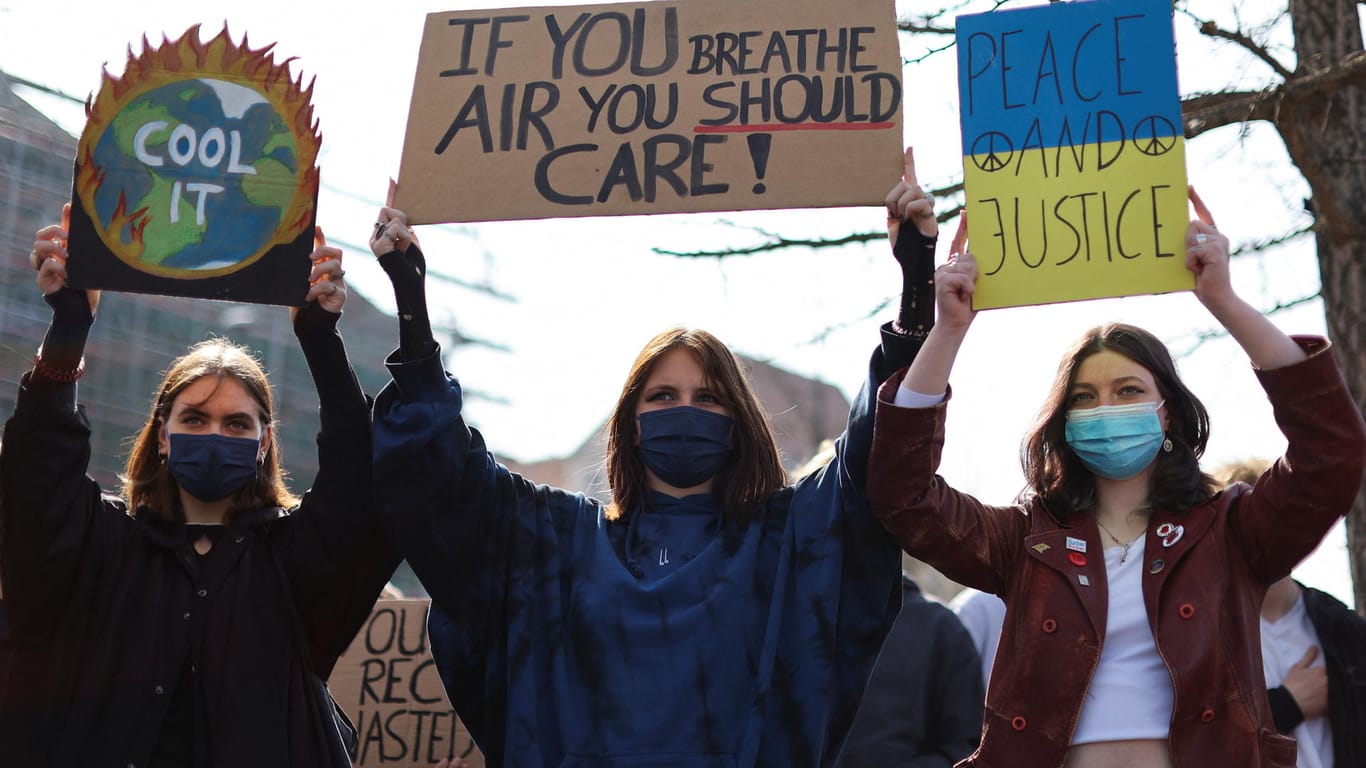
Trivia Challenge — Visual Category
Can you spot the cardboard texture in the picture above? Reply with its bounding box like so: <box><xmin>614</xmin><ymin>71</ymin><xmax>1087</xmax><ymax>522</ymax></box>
<box><xmin>956</xmin><ymin>0</ymin><xmax>1192</xmax><ymax>310</ymax></box>
<box><xmin>394</xmin><ymin>0</ymin><xmax>904</xmax><ymax>223</ymax></box>
<box><xmin>66</xmin><ymin>26</ymin><xmax>320</xmax><ymax>306</ymax></box>
<box><xmin>330</xmin><ymin>599</ymin><xmax>485</xmax><ymax>767</ymax></box>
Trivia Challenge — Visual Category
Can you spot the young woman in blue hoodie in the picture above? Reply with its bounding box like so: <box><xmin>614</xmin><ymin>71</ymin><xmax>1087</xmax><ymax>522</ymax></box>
<box><xmin>367</xmin><ymin>150</ymin><xmax>938</xmax><ymax>768</ymax></box>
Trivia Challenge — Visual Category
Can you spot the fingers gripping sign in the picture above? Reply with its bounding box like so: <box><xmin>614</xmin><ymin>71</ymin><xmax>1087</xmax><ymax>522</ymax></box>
<box><xmin>32</xmin><ymin>203</ymin><xmax>101</xmax><ymax>315</ymax></box>
<box><xmin>299</xmin><ymin>226</ymin><xmax>347</xmax><ymax>315</ymax></box>
<box><xmin>371</xmin><ymin>206</ymin><xmax>417</xmax><ymax>258</ymax></box>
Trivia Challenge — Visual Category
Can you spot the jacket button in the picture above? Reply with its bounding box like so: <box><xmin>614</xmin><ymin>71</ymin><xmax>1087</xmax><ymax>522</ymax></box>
<box><xmin>1041</xmin><ymin>619</ymin><xmax>1057</xmax><ymax>634</ymax></box>
<box><xmin>197</xmin><ymin>589</ymin><xmax>208</xmax><ymax>598</ymax></box>
<box><xmin>234</xmin><ymin>535</ymin><xmax>245</xmax><ymax>544</ymax></box>
<box><xmin>1149</xmin><ymin>559</ymin><xmax>1165</xmax><ymax>574</ymax></box>
<box><xmin>1011</xmin><ymin>716</ymin><xmax>1027</xmax><ymax>731</ymax></box>
<box><xmin>629</xmin><ymin>565</ymin><xmax>643</xmax><ymax>578</ymax></box>
<box><xmin>183</xmin><ymin>612</ymin><xmax>191</xmax><ymax>621</ymax></box>
<box><xmin>1200</xmin><ymin>708</ymin><xmax>1215</xmax><ymax>723</ymax></box>
<box><xmin>1179</xmin><ymin>602</ymin><xmax>1196</xmax><ymax>619</ymax></box>
<box><xmin>154</xmin><ymin>685</ymin><xmax>164</xmax><ymax>695</ymax></box>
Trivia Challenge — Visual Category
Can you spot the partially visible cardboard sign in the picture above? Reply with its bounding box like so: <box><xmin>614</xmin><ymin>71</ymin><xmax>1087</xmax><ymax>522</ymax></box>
<box><xmin>957</xmin><ymin>0</ymin><xmax>1191</xmax><ymax>310</ymax></box>
<box><xmin>66</xmin><ymin>26</ymin><xmax>319</xmax><ymax>306</ymax></box>
<box><xmin>394</xmin><ymin>0</ymin><xmax>904</xmax><ymax>223</ymax></box>
<box><xmin>330</xmin><ymin>599</ymin><xmax>484</xmax><ymax>767</ymax></box>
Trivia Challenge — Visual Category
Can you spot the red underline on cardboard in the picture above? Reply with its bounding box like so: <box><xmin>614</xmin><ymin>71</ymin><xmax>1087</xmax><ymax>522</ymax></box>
<box><xmin>693</xmin><ymin>122</ymin><xmax>896</xmax><ymax>133</ymax></box>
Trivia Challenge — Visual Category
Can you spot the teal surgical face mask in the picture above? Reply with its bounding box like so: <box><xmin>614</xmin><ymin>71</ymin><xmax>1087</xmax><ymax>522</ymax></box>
<box><xmin>1064</xmin><ymin>400</ymin><xmax>1166</xmax><ymax>480</ymax></box>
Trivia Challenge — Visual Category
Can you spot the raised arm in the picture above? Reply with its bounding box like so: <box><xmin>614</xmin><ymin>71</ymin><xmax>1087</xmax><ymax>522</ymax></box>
<box><xmin>898</xmin><ymin>214</ymin><xmax>976</xmax><ymax>400</ymax></box>
<box><xmin>366</xmin><ymin>207</ymin><xmax>501</xmax><ymax>619</ymax></box>
<box><xmin>1185</xmin><ymin>187</ymin><xmax>1306</xmax><ymax>370</ymax></box>
<box><xmin>1</xmin><ymin>205</ymin><xmax>114</xmax><ymax>637</ymax></box>
<box><xmin>278</xmin><ymin>230</ymin><xmax>399</xmax><ymax>675</ymax></box>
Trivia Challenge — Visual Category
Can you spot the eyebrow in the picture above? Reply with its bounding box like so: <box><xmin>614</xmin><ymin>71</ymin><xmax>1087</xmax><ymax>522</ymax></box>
<box><xmin>176</xmin><ymin>405</ymin><xmax>259</xmax><ymax>422</ymax></box>
<box><xmin>1070</xmin><ymin>375</ymin><xmax>1149</xmax><ymax>390</ymax></box>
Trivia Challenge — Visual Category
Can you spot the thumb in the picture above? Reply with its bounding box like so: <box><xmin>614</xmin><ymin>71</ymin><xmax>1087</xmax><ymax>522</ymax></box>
<box><xmin>314</xmin><ymin>225</ymin><xmax>327</xmax><ymax>249</ymax></box>
<box><xmin>1291</xmin><ymin>645</ymin><xmax>1319</xmax><ymax>669</ymax></box>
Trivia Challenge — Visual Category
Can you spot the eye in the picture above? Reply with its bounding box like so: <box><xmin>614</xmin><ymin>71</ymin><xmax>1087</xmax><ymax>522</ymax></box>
<box><xmin>697</xmin><ymin>393</ymin><xmax>721</xmax><ymax>404</ymax></box>
<box><xmin>180</xmin><ymin>414</ymin><xmax>203</xmax><ymax>425</ymax></box>
<box><xmin>1119</xmin><ymin>384</ymin><xmax>1145</xmax><ymax>396</ymax></box>
<box><xmin>646</xmin><ymin>391</ymin><xmax>676</xmax><ymax>403</ymax></box>
<box><xmin>228</xmin><ymin>418</ymin><xmax>254</xmax><ymax>431</ymax></box>
<box><xmin>1067</xmin><ymin>392</ymin><xmax>1094</xmax><ymax>405</ymax></box>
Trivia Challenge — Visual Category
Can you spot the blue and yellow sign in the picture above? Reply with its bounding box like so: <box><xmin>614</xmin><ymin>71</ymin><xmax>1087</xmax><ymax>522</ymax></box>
<box><xmin>957</xmin><ymin>0</ymin><xmax>1190</xmax><ymax>310</ymax></box>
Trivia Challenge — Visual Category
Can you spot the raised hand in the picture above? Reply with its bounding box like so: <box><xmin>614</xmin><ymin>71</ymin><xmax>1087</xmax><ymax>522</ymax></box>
<box><xmin>370</xmin><ymin>206</ymin><xmax>418</xmax><ymax>258</ymax></box>
<box><xmin>935</xmin><ymin>215</ymin><xmax>977</xmax><ymax>331</ymax></box>
<box><xmin>30</xmin><ymin>203</ymin><xmax>100</xmax><ymax>316</ymax></box>
<box><xmin>1184</xmin><ymin>186</ymin><xmax>1234</xmax><ymax>309</ymax></box>
<box><xmin>300</xmin><ymin>226</ymin><xmax>347</xmax><ymax>314</ymax></box>
<box><xmin>885</xmin><ymin>147</ymin><xmax>937</xmax><ymax>245</ymax></box>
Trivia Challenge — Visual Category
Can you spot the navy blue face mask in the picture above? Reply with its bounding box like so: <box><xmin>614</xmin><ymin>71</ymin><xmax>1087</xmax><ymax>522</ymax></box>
<box><xmin>638</xmin><ymin>406</ymin><xmax>733</xmax><ymax>489</ymax></box>
<box><xmin>166</xmin><ymin>433</ymin><xmax>261</xmax><ymax>502</ymax></box>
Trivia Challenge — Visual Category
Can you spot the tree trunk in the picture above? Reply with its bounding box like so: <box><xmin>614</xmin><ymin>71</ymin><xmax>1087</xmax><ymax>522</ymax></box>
<box><xmin>1280</xmin><ymin>0</ymin><xmax>1366</xmax><ymax>613</ymax></box>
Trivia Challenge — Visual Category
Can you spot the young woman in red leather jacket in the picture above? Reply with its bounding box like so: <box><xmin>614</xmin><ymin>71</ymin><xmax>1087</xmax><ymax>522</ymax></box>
<box><xmin>866</xmin><ymin>188</ymin><xmax>1366</xmax><ymax>768</ymax></box>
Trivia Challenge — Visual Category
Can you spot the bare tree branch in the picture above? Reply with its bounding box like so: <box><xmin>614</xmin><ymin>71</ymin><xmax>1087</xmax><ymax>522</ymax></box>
<box><xmin>1230</xmin><ymin>223</ymin><xmax>1313</xmax><ymax>257</ymax></box>
<box><xmin>655</xmin><ymin>204</ymin><xmax>965</xmax><ymax>258</ymax></box>
<box><xmin>897</xmin><ymin>21</ymin><xmax>955</xmax><ymax>35</ymax></box>
<box><xmin>1182</xmin><ymin>45</ymin><xmax>1366</xmax><ymax>138</ymax></box>
<box><xmin>1195</xmin><ymin>20</ymin><xmax>1296</xmax><ymax>79</ymax></box>
<box><xmin>1174</xmin><ymin>291</ymin><xmax>1323</xmax><ymax>356</ymax></box>
<box><xmin>1182</xmin><ymin>88</ymin><xmax>1279</xmax><ymax>137</ymax></box>
<box><xmin>806</xmin><ymin>296</ymin><xmax>895</xmax><ymax>345</ymax></box>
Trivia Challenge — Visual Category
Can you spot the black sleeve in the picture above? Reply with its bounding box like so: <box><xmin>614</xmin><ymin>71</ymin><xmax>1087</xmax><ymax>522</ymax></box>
<box><xmin>1266</xmin><ymin>685</ymin><xmax>1304</xmax><ymax>733</ymax></box>
<box><xmin>377</xmin><ymin>244</ymin><xmax>437</xmax><ymax>361</ymax></box>
<box><xmin>32</xmin><ymin>288</ymin><xmax>94</xmax><ymax>386</ymax></box>
<box><xmin>876</xmin><ymin>224</ymin><xmax>938</xmax><ymax>382</ymax></box>
<box><xmin>281</xmin><ymin>304</ymin><xmax>401</xmax><ymax>678</ymax></box>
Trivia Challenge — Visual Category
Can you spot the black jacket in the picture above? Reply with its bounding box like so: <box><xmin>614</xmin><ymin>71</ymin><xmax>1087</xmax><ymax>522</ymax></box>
<box><xmin>0</xmin><ymin>312</ymin><xmax>400</xmax><ymax>767</ymax></box>
<box><xmin>836</xmin><ymin>576</ymin><xmax>985</xmax><ymax>767</ymax></box>
<box><xmin>1266</xmin><ymin>583</ymin><xmax>1366</xmax><ymax>767</ymax></box>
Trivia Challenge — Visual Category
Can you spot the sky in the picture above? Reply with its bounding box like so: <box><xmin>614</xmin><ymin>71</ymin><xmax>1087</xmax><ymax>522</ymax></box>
<box><xmin>1</xmin><ymin>0</ymin><xmax>1357</xmax><ymax>607</ymax></box>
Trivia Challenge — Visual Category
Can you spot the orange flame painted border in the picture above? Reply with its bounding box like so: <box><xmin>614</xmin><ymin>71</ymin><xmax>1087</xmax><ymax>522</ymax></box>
<box><xmin>74</xmin><ymin>24</ymin><xmax>321</xmax><ymax>274</ymax></box>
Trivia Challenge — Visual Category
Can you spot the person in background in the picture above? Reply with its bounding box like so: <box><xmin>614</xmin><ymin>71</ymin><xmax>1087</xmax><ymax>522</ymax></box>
<box><xmin>363</xmin><ymin>147</ymin><xmax>940</xmax><ymax>767</ymax></box>
<box><xmin>837</xmin><ymin>574</ymin><xmax>984</xmax><ymax>767</ymax></box>
<box><xmin>1217</xmin><ymin>458</ymin><xmax>1366</xmax><ymax>768</ymax></box>
<box><xmin>865</xmin><ymin>188</ymin><xmax>1366</xmax><ymax>767</ymax></box>
<box><xmin>948</xmin><ymin>586</ymin><xmax>1005</xmax><ymax>689</ymax></box>
<box><xmin>0</xmin><ymin>206</ymin><xmax>400</xmax><ymax>765</ymax></box>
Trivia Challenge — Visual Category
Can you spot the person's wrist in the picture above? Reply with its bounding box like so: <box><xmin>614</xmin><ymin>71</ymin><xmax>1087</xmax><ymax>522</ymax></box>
<box><xmin>32</xmin><ymin>352</ymin><xmax>85</xmax><ymax>384</ymax></box>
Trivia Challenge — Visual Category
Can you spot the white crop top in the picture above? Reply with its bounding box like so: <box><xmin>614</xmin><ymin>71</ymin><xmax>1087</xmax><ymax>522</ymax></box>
<box><xmin>1071</xmin><ymin>536</ymin><xmax>1175</xmax><ymax>745</ymax></box>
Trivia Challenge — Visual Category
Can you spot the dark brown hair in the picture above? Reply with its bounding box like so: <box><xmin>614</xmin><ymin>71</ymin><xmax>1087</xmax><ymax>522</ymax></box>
<box><xmin>604</xmin><ymin>328</ymin><xmax>786</xmax><ymax>522</ymax></box>
<box><xmin>121</xmin><ymin>338</ymin><xmax>296</xmax><ymax>521</ymax></box>
<box><xmin>1021</xmin><ymin>323</ymin><xmax>1216</xmax><ymax>521</ymax></box>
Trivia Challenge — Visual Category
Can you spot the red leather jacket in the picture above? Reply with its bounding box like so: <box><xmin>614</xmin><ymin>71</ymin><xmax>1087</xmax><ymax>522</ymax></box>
<box><xmin>867</xmin><ymin>337</ymin><xmax>1366</xmax><ymax>768</ymax></box>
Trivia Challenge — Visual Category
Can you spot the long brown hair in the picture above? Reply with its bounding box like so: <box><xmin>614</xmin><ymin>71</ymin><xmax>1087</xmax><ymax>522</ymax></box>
<box><xmin>121</xmin><ymin>338</ymin><xmax>297</xmax><ymax>521</ymax></box>
<box><xmin>604</xmin><ymin>328</ymin><xmax>786</xmax><ymax>522</ymax></box>
<box><xmin>1021</xmin><ymin>323</ymin><xmax>1216</xmax><ymax>521</ymax></box>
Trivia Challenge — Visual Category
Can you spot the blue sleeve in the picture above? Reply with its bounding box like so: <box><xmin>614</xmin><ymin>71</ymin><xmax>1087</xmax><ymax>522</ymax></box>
<box><xmin>781</xmin><ymin>347</ymin><xmax>904</xmax><ymax>765</ymax></box>
<box><xmin>371</xmin><ymin>345</ymin><xmax>591</xmax><ymax>759</ymax></box>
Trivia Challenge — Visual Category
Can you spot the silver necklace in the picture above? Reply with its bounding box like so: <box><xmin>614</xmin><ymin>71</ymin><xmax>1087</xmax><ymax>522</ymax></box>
<box><xmin>1096</xmin><ymin>519</ymin><xmax>1141</xmax><ymax>563</ymax></box>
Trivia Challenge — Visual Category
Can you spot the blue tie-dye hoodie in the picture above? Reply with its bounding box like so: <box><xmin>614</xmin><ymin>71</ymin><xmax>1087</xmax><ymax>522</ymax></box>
<box><xmin>372</xmin><ymin>337</ymin><xmax>912</xmax><ymax>768</ymax></box>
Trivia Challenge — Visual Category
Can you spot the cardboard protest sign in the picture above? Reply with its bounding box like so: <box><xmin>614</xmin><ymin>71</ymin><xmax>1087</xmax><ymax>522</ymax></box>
<box><xmin>957</xmin><ymin>0</ymin><xmax>1191</xmax><ymax>310</ymax></box>
<box><xmin>330</xmin><ymin>599</ymin><xmax>484</xmax><ymax>767</ymax></box>
<box><xmin>394</xmin><ymin>0</ymin><xmax>904</xmax><ymax>223</ymax></box>
<box><xmin>67</xmin><ymin>26</ymin><xmax>319</xmax><ymax>306</ymax></box>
